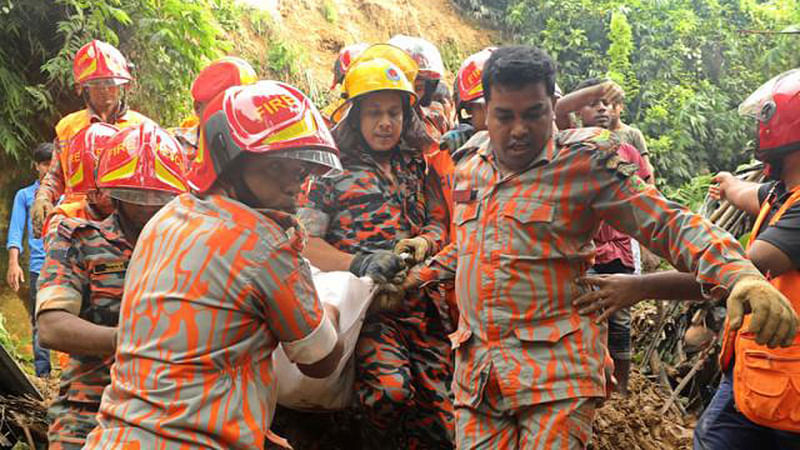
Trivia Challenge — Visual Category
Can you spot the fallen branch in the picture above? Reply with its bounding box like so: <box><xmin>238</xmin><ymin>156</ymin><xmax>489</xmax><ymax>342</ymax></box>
<box><xmin>659</xmin><ymin>345</ymin><xmax>713</xmax><ymax>416</ymax></box>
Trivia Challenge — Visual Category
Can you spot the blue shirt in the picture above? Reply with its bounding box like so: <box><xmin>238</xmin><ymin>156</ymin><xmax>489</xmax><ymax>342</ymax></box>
<box><xmin>6</xmin><ymin>180</ymin><xmax>45</xmax><ymax>273</ymax></box>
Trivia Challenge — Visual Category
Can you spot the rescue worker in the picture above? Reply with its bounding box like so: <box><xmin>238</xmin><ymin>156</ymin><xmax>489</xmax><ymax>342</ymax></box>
<box><xmin>694</xmin><ymin>68</ymin><xmax>800</xmax><ymax>448</ymax></box>
<box><xmin>171</xmin><ymin>55</ymin><xmax>258</xmax><ymax>162</ymax></box>
<box><xmin>441</xmin><ymin>47</ymin><xmax>495</xmax><ymax>159</ymax></box>
<box><xmin>373</xmin><ymin>38</ymin><xmax>456</xmax><ymax>234</ymax></box>
<box><xmin>40</xmin><ymin>123</ymin><xmax>119</xmax><ymax>244</ymax></box>
<box><xmin>403</xmin><ymin>45</ymin><xmax>797</xmax><ymax>449</ymax></box>
<box><xmin>297</xmin><ymin>58</ymin><xmax>454</xmax><ymax>448</ymax></box>
<box><xmin>85</xmin><ymin>81</ymin><xmax>345</xmax><ymax>449</ymax></box>
<box><xmin>388</xmin><ymin>34</ymin><xmax>450</xmax><ymax>138</ymax></box>
<box><xmin>31</xmin><ymin>39</ymin><xmax>152</xmax><ymax>235</ymax></box>
<box><xmin>35</xmin><ymin>122</ymin><xmax>189</xmax><ymax>449</ymax></box>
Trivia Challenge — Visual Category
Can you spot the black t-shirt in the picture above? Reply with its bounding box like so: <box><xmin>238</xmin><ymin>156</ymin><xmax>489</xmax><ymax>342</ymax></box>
<box><xmin>755</xmin><ymin>181</ymin><xmax>800</xmax><ymax>268</ymax></box>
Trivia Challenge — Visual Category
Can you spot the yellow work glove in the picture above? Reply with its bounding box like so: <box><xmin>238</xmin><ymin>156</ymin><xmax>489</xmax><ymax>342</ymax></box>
<box><xmin>31</xmin><ymin>197</ymin><xmax>54</xmax><ymax>238</ymax></box>
<box><xmin>394</xmin><ymin>236</ymin><xmax>431</xmax><ymax>264</ymax></box>
<box><xmin>727</xmin><ymin>277</ymin><xmax>799</xmax><ymax>348</ymax></box>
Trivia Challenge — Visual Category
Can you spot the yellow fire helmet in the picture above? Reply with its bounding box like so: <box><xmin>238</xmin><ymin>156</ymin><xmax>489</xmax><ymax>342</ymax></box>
<box><xmin>332</xmin><ymin>58</ymin><xmax>418</xmax><ymax>123</ymax></box>
<box><xmin>351</xmin><ymin>44</ymin><xmax>419</xmax><ymax>86</ymax></box>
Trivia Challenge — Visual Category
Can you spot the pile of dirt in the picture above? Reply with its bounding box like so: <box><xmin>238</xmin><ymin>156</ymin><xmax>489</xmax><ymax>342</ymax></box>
<box><xmin>592</xmin><ymin>371</ymin><xmax>695</xmax><ymax>450</ymax></box>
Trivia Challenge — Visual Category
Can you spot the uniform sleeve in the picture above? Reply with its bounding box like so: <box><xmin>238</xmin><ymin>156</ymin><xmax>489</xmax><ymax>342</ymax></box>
<box><xmin>6</xmin><ymin>190</ymin><xmax>26</xmax><ymax>250</ymax></box>
<box><xmin>420</xmin><ymin>167</ymin><xmax>449</xmax><ymax>253</ymax></box>
<box><xmin>618</xmin><ymin>143</ymin><xmax>652</xmax><ymax>181</ymax></box>
<box><xmin>755</xmin><ymin>203</ymin><xmax>800</xmax><ymax>269</ymax></box>
<box><xmin>36</xmin><ymin>140</ymin><xmax>65</xmax><ymax>204</ymax></box>
<box><xmin>587</xmin><ymin>148</ymin><xmax>762</xmax><ymax>291</ymax></box>
<box><xmin>296</xmin><ymin>177</ymin><xmax>334</xmax><ymax>238</ymax></box>
<box><xmin>252</xmin><ymin>239</ymin><xmax>336</xmax><ymax>365</ymax></box>
<box><xmin>36</xmin><ymin>224</ymin><xmax>87</xmax><ymax>316</ymax></box>
<box><xmin>419</xmin><ymin>241</ymin><xmax>458</xmax><ymax>283</ymax></box>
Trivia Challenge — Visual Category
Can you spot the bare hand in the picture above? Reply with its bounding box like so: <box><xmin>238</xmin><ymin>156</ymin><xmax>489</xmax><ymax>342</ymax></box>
<box><xmin>574</xmin><ymin>274</ymin><xmax>644</xmax><ymax>323</ymax></box>
<box><xmin>6</xmin><ymin>264</ymin><xmax>24</xmax><ymax>292</ymax></box>
<box><xmin>596</xmin><ymin>81</ymin><xmax>625</xmax><ymax>106</ymax></box>
<box><xmin>728</xmin><ymin>277</ymin><xmax>798</xmax><ymax>348</ymax></box>
<box><xmin>709</xmin><ymin>171</ymin><xmax>735</xmax><ymax>201</ymax></box>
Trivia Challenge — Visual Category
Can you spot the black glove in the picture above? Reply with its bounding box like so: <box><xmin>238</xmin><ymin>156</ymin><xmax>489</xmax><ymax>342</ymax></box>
<box><xmin>349</xmin><ymin>250</ymin><xmax>407</xmax><ymax>283</ymax></box>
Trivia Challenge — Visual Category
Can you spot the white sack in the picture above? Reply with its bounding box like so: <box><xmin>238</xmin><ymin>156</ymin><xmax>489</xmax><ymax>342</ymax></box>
<box><xmin>274</xmin><ymin>266</ymin><xmax>375</xmax><ymax>410</ymax></box>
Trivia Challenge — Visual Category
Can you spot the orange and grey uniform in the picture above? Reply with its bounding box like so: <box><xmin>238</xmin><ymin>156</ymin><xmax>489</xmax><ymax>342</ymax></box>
<box><xmin>419</xmin><ymin>128</ymin><xmax>762</xmax><ymax>448</ymax></box>
<box><xmin>37</xmin><ymin>108</ymin><xmax>151</xmax><ymax>205</ymax></box>
<box><xmin>36</xmin><ymin>214</ymin><xmax>132</xmax><ymax>449</ymax></box>
<box><xmin>85</xmin><ymin>194</ymin><xmax>336</xmax><ymax>449</ymax></box>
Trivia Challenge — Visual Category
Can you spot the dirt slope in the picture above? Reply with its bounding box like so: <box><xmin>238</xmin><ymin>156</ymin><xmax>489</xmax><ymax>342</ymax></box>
<box><xmin>237</xmin><ymin>0</ymin><xmax>496</xmax><ymax>90</ymax></box>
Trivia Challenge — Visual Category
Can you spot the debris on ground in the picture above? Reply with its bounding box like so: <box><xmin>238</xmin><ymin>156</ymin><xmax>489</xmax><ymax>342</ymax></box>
<box><xmin>592</xmin><ymin>371</ymin><xmax>695</xmax><ymax>450</ymax></box>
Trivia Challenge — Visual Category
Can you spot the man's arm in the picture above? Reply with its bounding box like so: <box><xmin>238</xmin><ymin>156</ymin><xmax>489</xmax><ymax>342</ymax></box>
<box><xmin>31</xmin><ymin>142</ymin><xmax>64</xmax><ymax>235</ymax></box>
<box><xmin>708</xmin><ymin>171</ymin><xmax>761</xmax><ymax>216</ymax></box>
<box><xmin>35</xmin><ymin>223</ymin><xmax>116</xmax><ymax>355</ymax></box>
<box><xmin>6</xmin><ymin>190</ymin><xmax>27</xmax><ymax>291</ymax></box>
<box><xmin>554</xmin><ymin>81</ymin><xmax>624</xmax><ymax>130</ymax></box>
<box><xmin>574</xmin><ymin>271</ymin><xmax>702</xmax><ymax>323</ymax></box>
<box><xmin>37</xmin><ymin>140</ymin><xmax>65</xmax><ymax>205</ymax></box>
<box><xmin>38</xmin><ymin>310</ymin><xmax>116</xmax><ymax>356</ymax></box>
<box><xmin>589</xmin><ymin>148</ymin><xmax>797</xmax><ymax>347</ymax></box>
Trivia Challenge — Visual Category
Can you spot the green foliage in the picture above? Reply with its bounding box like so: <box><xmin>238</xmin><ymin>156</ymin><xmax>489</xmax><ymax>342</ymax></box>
<box><xmin>606</xmin><ymin>10</ymin><xmax>638</xmax><ymax>100</ymax></box>
<box><xmin>0</xmin><ymin>0</ymin><xmax>233</xmax><ymax>158</ymax></box>
<box><xmin>663</xmin><ymin>173</ymin><xmax>713</xmax><ymax>212</ymax></box>
<box><xmin>462</xmin><ymin>0</ymin><xmax>800</xmax><ymax>188</ymax></box>
<box><xmin>440</xmin><ymin>38</ymin><xmax>468</xmax><ymax>76</ymax></box>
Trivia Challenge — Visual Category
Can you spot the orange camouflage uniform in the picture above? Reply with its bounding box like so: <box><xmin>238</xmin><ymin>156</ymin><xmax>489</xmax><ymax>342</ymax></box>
<box><xmin>36</xmin><ymin>214</ymin><xmax>133</xmax><ymax>449</ymax></box>
<box><xmin>298</xmin><ymin>144</ymin><xmax>454</xmax><ymax>448</ymax></box>
<box><xmin>85</xmin><ymin>194</ymin><xmax>337</xmax><ymax>449</ymax></box>
<box><xmin>419</xmin><ymin>128</ymin><xmax>763</xmax><ymax>448</ymax></box>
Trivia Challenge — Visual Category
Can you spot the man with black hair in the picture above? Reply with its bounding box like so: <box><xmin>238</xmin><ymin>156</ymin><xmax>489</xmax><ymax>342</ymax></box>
<box><xmin>404</xmin><ymin>45</ymin><xmax>797</xmax><ymax>448</ymax></box>
<box><xmin>6</xmin><ymin>142</ymin><xmax>54</xmax><ymax>377</ymax></box>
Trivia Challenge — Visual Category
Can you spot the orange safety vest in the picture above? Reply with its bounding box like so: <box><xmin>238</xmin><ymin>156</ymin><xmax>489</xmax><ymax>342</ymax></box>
<box><xmin>719</xmin><ymin>186</ymin><xmax>800</xmax><ymax>433</ymax></box>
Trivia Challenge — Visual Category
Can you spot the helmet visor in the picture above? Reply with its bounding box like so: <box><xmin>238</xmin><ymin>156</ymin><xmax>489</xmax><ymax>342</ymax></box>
<box><xmin>106</xmin><ymin>188</ymin><xmax>177</xmax><ymax>206</ymax></box>
<box><xmin>268</xmin><ymin>149</ymin><xmax>343</xmax><ymax>178</ymax></box>
<box><xmin>739</xmin><ymin>69</ymin><xmax>800</xmax><ymax>118</ymax></box>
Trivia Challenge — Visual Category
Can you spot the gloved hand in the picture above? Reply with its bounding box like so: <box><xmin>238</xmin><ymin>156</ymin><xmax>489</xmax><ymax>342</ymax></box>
<box><xmin>728</xmin><ymin>277</ymin><xmax>799</xmax><ymax>348</ymax></box>
<box><xmin>394</xmin><ymin>236</ymin><xmax>431</xmax><ymax>264</ymax></box>
<box><xmin>31</xmin><ymin>197</ymin><xmax>53</xmax><ymax>238</ymax></box>
<box><xmin>439</xmin><ymin>123</ymin><xmax>475</xmax><ymax>153</ymax></box>
<box><xmin>349</xmin><ymin>250</ymin><xmax>407</xmax><ymax>283</ymax></box>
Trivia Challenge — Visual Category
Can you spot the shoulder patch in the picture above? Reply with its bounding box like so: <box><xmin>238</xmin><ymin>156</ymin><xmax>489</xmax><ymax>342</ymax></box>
<box><xmin>557</xmin><ymin>127</ymin><xmax>620</xmax><ymax>154</ymax></box>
